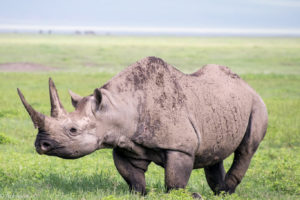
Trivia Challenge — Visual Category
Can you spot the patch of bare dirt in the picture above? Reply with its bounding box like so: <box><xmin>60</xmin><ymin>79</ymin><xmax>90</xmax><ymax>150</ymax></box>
<box><xmin>82</xmin><ymin>62</ymin><xmax>98</xmax><ymax>68</ymax></box>
<box><xmin>0</xmin><ymin>63</ymin><xmax>55</xmax><ymax>72</ymax></box>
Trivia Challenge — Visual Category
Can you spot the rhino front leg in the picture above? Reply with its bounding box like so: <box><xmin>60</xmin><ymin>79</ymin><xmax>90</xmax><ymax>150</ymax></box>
<box><xmin>113</xmin><ymin>148</ymin><xmax>150</xmax><ymax>195</ymax></box>
<box><xmin>165</xmin><ymin>151</ymin><xmax>194</xmax><ymax>191</ymax></box>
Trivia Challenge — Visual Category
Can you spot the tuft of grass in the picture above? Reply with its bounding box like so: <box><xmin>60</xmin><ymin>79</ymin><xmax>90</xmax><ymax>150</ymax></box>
<box><xmin>0</xmin><ymin>132</ymin><xmax>15</xmax><ymax>144</ymax></box>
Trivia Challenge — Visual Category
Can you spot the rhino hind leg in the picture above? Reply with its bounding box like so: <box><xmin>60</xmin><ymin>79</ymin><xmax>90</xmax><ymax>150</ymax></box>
<box><xmin>204</xmin><ymin>161</ymin><xmax>226</xmax><ymax>194</ymax></box>
<box><xmin>165</xmin><ymin>151</ymin><xmax>194</xmax><ymax>192</ymax></box>
<box><xmin>113</xmin><ymin>148</ymin><xmax>150</xmax><ymax>195</ymax></box>
<box><xmin>222</xmin><ymin>101</ymin><xmax>268</xmax><ymax>194</ymax></box>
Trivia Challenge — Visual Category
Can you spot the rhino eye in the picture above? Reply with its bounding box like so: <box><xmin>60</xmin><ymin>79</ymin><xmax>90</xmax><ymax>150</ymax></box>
<box><xmin>70</xmin><ymin>128</ymin><xmax>77</xmax><ymax>133</ymax></box>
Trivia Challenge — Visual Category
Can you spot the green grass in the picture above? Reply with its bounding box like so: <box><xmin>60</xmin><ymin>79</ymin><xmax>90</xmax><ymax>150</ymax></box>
<box><xmin>0</xmin><ymin>35</ymin><xmax>299</xmax><ymax>200</ymax></box>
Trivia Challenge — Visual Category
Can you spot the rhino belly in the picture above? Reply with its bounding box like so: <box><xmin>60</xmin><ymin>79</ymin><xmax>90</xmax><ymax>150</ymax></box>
<box><xmin>193</xmin><ymin>138</ymin><xmax>243</xmax><ymax>168</ymax></box>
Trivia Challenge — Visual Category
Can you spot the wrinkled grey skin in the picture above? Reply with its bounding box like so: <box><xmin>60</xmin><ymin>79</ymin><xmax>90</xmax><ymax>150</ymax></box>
<box><xmin>18</xmin><ymin>57</ymin><xmax>268</xmax><ymax>197</ymax></box>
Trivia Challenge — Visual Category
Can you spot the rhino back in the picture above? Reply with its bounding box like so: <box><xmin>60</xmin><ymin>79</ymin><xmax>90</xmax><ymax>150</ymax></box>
<box><xmin>102</xmin><ymin>57</ymin><xmax>256</xmax><ymax>159</ymax></box>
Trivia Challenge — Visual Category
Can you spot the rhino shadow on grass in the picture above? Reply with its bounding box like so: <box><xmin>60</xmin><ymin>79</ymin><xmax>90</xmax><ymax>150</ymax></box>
<box><xmin>18</xmin><ymin>57</ymin><xmax>268</xmax><ymax>198</ymax></box>
<box><xmin>43</xmin><ymin>172</ymin><xmax>129</xmax><ymax>194</ymax></box>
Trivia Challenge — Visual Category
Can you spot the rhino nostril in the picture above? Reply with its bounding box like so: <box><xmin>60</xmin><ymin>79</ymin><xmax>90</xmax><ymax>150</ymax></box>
<box><xmin>40</xmin><ymin>141</ymin><xmax>52</xmax><ymax>152</ymax></box>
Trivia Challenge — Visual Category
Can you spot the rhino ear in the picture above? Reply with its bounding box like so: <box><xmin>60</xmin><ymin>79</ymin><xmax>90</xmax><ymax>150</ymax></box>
<box><xmin>68</xmin><ymin>90</ymin><xmax>83</xmax><ymax>108</ymax></box>
<box><xmin>93</xmin><ymin>88</ymin><xmax>102</xmax><ymax>106</ymax></box>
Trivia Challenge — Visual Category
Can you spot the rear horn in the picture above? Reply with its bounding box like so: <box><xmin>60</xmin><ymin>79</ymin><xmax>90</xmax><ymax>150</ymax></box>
<box><xmin>49</xmin><ymin>78</ymin><xmax>67</xmax><ymax>117</ymax></box>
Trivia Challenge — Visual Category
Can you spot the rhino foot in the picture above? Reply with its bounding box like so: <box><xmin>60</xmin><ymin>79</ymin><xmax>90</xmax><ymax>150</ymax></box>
<box><xmin>192</xmin><ymin>192</ymin><xmax>202</xmax><ymax>199</ymax></box>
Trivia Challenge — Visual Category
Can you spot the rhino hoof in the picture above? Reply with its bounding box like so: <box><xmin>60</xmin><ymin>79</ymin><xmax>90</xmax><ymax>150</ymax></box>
<box><xmin>192</xmin><ymin>192</ymin><xmax>202</xmax><ymax>199</ymax></box>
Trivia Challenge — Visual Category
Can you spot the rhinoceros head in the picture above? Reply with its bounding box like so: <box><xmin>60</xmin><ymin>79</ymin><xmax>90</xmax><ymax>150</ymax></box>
<box><xmin>17</xmin><ymin>78</ymin><xmax>104</xmax><ymax>159</ymax></box>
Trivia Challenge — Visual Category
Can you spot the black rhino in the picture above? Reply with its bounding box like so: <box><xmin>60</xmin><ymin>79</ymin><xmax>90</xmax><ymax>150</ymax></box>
<box><xmin>18</xmin><ymin>57</ymin><xmax>268</xmax><ymax>197</ymax></box>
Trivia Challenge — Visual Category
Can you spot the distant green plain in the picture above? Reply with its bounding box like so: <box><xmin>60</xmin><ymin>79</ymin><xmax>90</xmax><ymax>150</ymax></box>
<box><xmin>0</xmin><ymin>35</ymin><xmax>299</xmax><ymax>200</ymax></box>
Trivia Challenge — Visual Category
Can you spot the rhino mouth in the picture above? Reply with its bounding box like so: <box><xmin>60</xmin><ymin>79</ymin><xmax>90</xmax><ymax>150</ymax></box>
<box><xmin>37</xmin><ymin>145</ymin><xmax>84</xmax><ymax>159</ymax></box>
<box><xmin>35</xmin><ymin>137</ymin><xmax>85</xmax><ymax>159</ymax></box>
<box><xmin>35</xmin><ymin>142</ymin><xmax>64</xmax><ymax>155</ymax></box>
<box><xmin>48</xmin><ymin>150</ymin><xmax>86</xmax><ymax>159</ymax></box>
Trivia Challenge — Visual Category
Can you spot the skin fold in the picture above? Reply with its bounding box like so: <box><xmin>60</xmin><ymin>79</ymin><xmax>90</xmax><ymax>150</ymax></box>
<box><xmin>18</xmin><ymin>57</ymin><xmax>268</xmax><ymax>197</ymax></box>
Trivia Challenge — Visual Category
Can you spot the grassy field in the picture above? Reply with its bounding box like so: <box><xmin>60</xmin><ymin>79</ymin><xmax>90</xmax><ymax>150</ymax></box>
<box><xmin>0</xmin><ymin>35</ymin><xmax>299</xmax><ymax>200</ymax></box>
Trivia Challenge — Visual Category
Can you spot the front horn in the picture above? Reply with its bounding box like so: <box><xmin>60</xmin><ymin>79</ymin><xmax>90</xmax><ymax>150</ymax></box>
<box><xmin>17</xmin><ymin>88</ymin><xmax>45</xmax><ymax>129</ymax></box>
<box><xmin>49</xmin><ymin>78</ymin><xmax>67</xmax><ymax>118</ymax></box>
